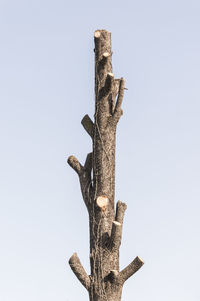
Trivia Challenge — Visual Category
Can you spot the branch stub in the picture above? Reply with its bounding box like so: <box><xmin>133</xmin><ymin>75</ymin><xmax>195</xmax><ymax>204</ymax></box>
<box><xmin>96</xmin><ymin>195</ymin><xmax>109</xmax><ymax>211</ymax></box>
<box><xmin>103</xmin><ymin>52</ymin><xmax>110</xmax><ymax>58</ymax></box>
<box><xmin>94</xmin><ymin>31</ymin><xmax>101</xmax><ymax>38</ymax></box>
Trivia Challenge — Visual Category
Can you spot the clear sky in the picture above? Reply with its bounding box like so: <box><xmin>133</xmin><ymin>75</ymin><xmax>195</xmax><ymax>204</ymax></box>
<box><xmin>0</xmin><ymin>0</ymin><xmax>200</xmax><ymax>300</ymax></box>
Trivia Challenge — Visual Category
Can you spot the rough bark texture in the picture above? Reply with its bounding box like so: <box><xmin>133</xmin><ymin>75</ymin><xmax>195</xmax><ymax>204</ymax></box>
<box><xmin>68</xmin><ymin>30</ymin><xmax>144</xmax><ymax>301</ymax></box>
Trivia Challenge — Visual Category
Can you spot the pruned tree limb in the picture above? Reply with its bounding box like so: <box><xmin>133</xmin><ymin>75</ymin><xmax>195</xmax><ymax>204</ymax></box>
<box><xmin>110</xmin><ymin>221</ymin><xmax>122</xmax><ymax>251</ymax></box>
<box><xmin>94</xmin><ymin>30</ymin><xmax>101</xmax><ymax>57</ymax></box>
<box><xmin>120</xmin><ymin>256</ymin><xmax>144</xmax><ymax>283</ymax></box>
<box><xmin>67</xmin><ymin>153</ymin><xmax>93</xmax><ymax>208</ymax></box>
<box><xmin>115</xmin><ymin>201</ymin><xmax>127</xmax><ymax>225</ymax></box>
<box><xmin>84</xmin><ymin>152</ymin><xmax>93</xmax><ymax>171</ymax></box>
<box><xmin>67</xmin><ymin>156</ymin><xmax>83</xmax><ymax>175</ymax></box>
<box><xmin>113</xmin><ymin>78</ymin><xmax>125</xmax><ymax>122</ymax></box>
<box><xmin>110</xmin><ymin>79</ymin><xmax>120</xmax><ymax>114</ymax></box>
<box><xmin>81</xmin><ymin>115</ymin><xmax>94</xmax><ymax>138</ymax></box>
<box><xmin>69</xmin><ymin>253</ymin><xmax>91</xmax><ymax>290</ymax></box>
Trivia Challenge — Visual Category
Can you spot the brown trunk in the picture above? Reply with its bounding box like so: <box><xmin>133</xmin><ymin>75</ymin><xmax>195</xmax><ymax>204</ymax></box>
<box><xmin>68</xmin><ymin>30</ymin><xmax>144</xmax><ymax>301</ymax></box>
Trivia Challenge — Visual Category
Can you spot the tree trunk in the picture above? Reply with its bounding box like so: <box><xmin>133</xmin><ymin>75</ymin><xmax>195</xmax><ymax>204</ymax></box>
<box><xmin>68</xmin><ymin>29</ymin><xmax>144</xmax><ymax>301</ymax></box>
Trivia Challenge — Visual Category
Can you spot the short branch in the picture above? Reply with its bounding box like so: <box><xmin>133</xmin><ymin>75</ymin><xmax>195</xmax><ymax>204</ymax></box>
<box><xmin>81</xmin><ymin>115</ymin><xmax>94</xmax><ymax>138</ymax></box>
<box><xmin>84</xmin><ymin>152</ymin><xmax>93</xmax><ymax>171</ymax></box>
<box><xmin>67</xmin><ymin>156</ymin><xmax>83</xmax><ymax>175</ymax></box>
<box><xmin>110</xmin><ymin>79</ymin><xmax>120</xmax><ymax>113</ymax></box>
<box><xmin>113</xmin><ymin>78</ymin><xmax>125</xmax><ymax>121</ymax></box>
<box><xmin>68</xmin><ymin>154</ymin><xmax>93</xmax><ymax>209</ymax></box>
<box><xmin>69</xmin><ymin>253</ymin><xmax>91</xmax><ymax>290</ymax></box>
<box><xmin>115</xmin><ymin>201</ymin><xmax>127</xmax><ymax>225</ymax></box>
<box><xmin>80</xmin><ymin>153</ymin><xmax>93</xmax><ymax>208</ymax></box>
<box><xmin>110</xmin><ymin>221</ymin><xmax>122</xmax><ymax>251</ymax></box>
<box><xmin>120</xmin><ymin>256</ymin><xmax>144</xmax><ymax>282</ymax></box>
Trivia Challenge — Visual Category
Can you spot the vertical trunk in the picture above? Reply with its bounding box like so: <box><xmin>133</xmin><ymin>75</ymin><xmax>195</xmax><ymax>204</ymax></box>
<box><xmin>68</xmin><ymin>30</ymin><xmax>144</xmax><ymax>301</ymax></box>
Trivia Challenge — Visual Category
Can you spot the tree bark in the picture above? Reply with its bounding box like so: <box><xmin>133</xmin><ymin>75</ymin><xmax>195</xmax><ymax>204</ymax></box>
<box><xmin>68</xmin><ymin>29</ymin><xmax>144</xmax><ymax>301</ymax></box>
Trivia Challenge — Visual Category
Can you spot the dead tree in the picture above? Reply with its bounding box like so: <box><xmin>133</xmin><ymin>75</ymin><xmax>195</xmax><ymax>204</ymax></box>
<box><xmin>68</xmin><ymin>30</ymin><xmax>144</xmax><ymax>301</ymax></box>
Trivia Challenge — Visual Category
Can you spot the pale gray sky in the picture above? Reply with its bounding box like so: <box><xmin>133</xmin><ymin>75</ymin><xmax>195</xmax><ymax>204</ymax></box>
<box><xmin>0</xmin><ymin>0</ymin><xmax>200</xmax><ymax>300</ymax></box>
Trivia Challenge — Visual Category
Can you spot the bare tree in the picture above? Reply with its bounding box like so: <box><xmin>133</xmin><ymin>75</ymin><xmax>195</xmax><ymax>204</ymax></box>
<box><xmin>68</xmin><ymin>29</ymin><xmax>144</xmax><ymax>301</ymax></box>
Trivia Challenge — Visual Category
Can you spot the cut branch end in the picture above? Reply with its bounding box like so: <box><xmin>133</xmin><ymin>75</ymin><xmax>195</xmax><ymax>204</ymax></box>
<box><xmin>94</xmin><ymin>31</ymin><xmax>101</xmax><ymax>38</ymax></box>
<box><xmin>96</xmin><ymin>195</ymin><xmax>109</xmax><ymax>211</ymax></box>
<box><xmin>67</xmin><ymin>156</ymin><xmax>83</xmax><ymax>175</ymax></box>
<box><xmin>103</xmin><ymin>52</ymin><xmax>110</xmax><ymax>58</ymax></box>
<box><xmin>137</xmin><ymin>256</ymin><xmax>144</xmax><ymax>264</ymax></box>
<box><xmin>107</xmin><ymin>72</ymin><xmax>114</xmax><ymax>77</ymax></box>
